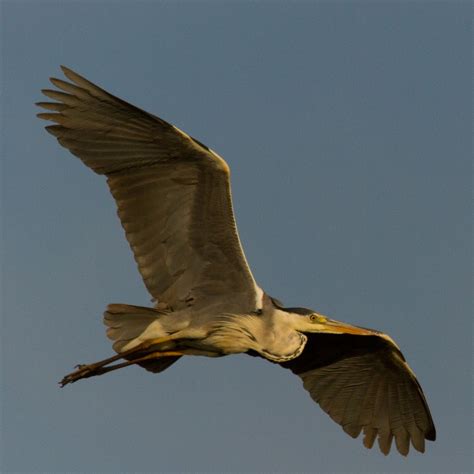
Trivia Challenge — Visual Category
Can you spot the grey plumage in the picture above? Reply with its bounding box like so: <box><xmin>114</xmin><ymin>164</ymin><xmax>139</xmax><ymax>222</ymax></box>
<box><xmin>279</xmin><ymin>333</ymin><xmax>435</xmax><ymax>455</ymax></box>
<box><xmin>37</xmin><ymin>66</ymin><xmax>435</xmax><ymax>456</ymax></box>
<box><xmin>38</xmin><ymin>66</ymin><xmax>261</xmax><ymax>315</ymax></box>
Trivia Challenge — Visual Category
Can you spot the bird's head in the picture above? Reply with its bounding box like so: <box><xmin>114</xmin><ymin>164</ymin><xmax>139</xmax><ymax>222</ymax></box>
<box><xmin>284</xmin><ymin>306</ymin><xmax>374</xmax><ymax>336</ymax></box>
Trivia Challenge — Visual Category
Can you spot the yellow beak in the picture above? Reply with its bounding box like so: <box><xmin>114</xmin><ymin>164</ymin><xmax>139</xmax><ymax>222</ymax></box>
<box><xmin>323</xmin><ymin>318</ymin><xmax>376</xmax><ymax>336</ymax></box>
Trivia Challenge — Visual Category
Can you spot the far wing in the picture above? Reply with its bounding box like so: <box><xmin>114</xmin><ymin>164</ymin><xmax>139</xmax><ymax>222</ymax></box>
<box><xmin>280</xmin><ymin>333</ymin><xmax>436</xmax><ymax>456</ymax></box>
<box><xmin>38</xmin><ymin>66</ymin><xmax>262</xmax><ymax>313</ymax></box>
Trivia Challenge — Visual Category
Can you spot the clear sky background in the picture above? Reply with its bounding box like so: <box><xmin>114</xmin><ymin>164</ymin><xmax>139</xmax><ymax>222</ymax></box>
<box><xmin>1</xmin><ymin>1</ymin><xmax>471</xmax><ymax>473</ymax></box>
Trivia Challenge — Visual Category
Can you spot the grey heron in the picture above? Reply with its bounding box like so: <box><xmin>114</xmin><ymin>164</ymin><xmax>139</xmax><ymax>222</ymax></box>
<box><xmin>37</xmin><ymin>66</ymin><xmax>435</xmax><ymax>456</ymax></box>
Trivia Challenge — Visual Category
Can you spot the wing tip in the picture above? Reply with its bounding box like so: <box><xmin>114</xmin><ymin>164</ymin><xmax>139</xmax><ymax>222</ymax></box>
<box><xmin>426</xmin><ymin>425</ymin><xmax>436</xmax><ymax>441</ymax></box>
<box><xmin>60</xmin><ymin>65</ymin><xmax>78</xmax><ymax>82</ymax></box>
<box><xmin>36</xmin><ymin>101</ymin><xmax>53</xmax><ymax>109</ymax></box>
<box><xmin>44</xmin><ymin>124</ymin><xmax>64</xmax><ymax>137</ymax></box>
<box><xmin>37</xmin><ymin>112</ymin><xmax>56</xmax><ymax>121</ymax></box>
<box><xmin>50</xmin><ymin>66</ymin><xmax>85</xmax><ymax>91</ymax></box>
<box><xmin>49</xmin><ymin>75</ymin><xmax>65</xmax><ymax>88</ymax></box>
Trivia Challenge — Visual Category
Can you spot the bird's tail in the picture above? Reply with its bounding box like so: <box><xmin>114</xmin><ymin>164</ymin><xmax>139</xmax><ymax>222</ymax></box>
<box><xmin>103</xmin><ymin>304</ymin><xmax>181</xmax><ymax>374</ymax></box>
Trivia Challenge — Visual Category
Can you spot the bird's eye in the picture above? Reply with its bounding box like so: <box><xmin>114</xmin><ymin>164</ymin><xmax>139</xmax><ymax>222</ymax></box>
<box><xmin>310</xmin><ymin>313</ymin><xmax>326</xmax><ymax>323</ymax></box>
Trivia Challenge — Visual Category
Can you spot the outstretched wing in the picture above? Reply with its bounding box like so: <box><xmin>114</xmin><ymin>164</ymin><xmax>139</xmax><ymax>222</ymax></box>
<box><xmin>38</xmin><ymin>66</ymin><xmax>262</xmax><ymax>313</ymax></box>
<box><xmin>279</xmin><ymin>332</ymin><xmax>436</xmax><ymax>456</ymax></box>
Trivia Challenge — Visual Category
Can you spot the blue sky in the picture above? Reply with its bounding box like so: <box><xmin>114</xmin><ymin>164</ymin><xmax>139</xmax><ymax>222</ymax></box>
<box><xmin>2</xmin><ymin>1</ymin><xmax>471</xmax><ymax>472</ymax></box>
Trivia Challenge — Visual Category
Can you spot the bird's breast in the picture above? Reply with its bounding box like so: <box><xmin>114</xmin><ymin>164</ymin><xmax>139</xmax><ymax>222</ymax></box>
<box><xmin>258</xmin><ymin>331</ymin><xmax>308</xmax><ymax>362</ymax></box>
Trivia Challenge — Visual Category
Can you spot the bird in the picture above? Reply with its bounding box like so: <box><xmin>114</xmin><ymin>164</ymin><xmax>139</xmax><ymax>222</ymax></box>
<box><xmin>37</xmin><ymin>66</ymin><xmax>435</xmax><ymax>456</ymax></box>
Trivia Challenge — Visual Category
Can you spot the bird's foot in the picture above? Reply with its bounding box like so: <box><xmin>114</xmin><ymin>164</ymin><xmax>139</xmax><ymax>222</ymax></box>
<box><xmin>60</xmin><ymin>363</ymin><xmax>102</xmax><ymax>387</ymax></box>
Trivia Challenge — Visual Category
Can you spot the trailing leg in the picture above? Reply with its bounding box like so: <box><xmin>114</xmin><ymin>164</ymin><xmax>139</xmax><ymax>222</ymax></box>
<box><xmin>60</xmin><ymin>350</ymin><xmax>185</xmax><ymax>386</ymax></box>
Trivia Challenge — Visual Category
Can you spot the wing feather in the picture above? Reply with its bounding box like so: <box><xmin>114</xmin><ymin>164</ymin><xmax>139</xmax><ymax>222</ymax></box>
<box><xmin>38</xmin><ymin>66</ymin><xmax>262</xmax><ymax>312</ymax></box>
<box><xmin>280</xmin><ymin>332</ymin><xmax>435</xmax><ymax>455</ymax></box>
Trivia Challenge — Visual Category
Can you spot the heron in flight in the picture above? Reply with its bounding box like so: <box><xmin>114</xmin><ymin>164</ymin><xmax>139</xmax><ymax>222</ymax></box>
<box><xmin>37</xmin><ymin>67</ymin><xmax>435</xmax><ymax>456</ymax></box>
